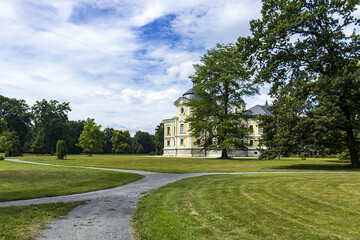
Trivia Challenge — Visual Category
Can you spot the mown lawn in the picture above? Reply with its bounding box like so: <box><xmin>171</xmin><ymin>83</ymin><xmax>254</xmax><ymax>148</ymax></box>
<box><xmin>0</xmin><ymin>160</ymin><xmax>143</xmax><ymax>202</ymax></box>
<box><xmin>133</xmin><ymin>173</ymin><xmax>360</xmax><ymax>240</ymax></box>
<box><xmin>11</xmin><ymin>154</ymin><xmax>358</xmax><ymax>173</ymax></box>
<box><xmin>0</xmin><ymin>202</ymin><xmax>84</xmax><ymax>240</ymax></box>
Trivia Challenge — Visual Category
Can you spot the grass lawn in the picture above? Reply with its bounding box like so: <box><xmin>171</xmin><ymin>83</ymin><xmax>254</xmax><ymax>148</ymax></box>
<box><xmin>11</xmin><ymin>154</ymin><xmax>358</xmax><ymax>173</ymax></box>
<box><xmin>0</xmin><ymin>160</ymin><xmax>143</xmax><ymax>202</ymax></box>
<box><xmin>0</xmin><ymin>202</ymin><xmax>84</xmax><ymax>239</ymax></box>
<box><xmin>133</xmin><ymin>173</ymin><xmax>360</xmax><ymax>240</ymax></box>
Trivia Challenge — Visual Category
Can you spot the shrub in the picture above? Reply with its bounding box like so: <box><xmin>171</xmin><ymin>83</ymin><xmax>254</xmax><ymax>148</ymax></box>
<box><xmin>337</xmin><ymin>150</ymin><xmax>350</xmax><ymax>162</ymax></box>
<box><xmin>0</xmin><ymin>153</ymin><xmax>5</xmax><ymax>160</ymax></box>
<box><xmin>56</xmin><ymin>140</ymin><xmax>67</xmax><ymax>159</ymax></box>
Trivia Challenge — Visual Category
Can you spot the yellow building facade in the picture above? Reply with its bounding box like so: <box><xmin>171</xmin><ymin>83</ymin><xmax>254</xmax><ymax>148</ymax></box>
<box><xmin>162</xmin><ymin>88</ymin><xmax>271</xmax><ymax>157</ymax></box>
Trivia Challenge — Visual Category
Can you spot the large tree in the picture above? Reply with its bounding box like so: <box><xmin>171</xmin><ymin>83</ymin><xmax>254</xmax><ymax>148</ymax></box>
<box><xmin>103</xmin><ymin>127</ymin><xmax>115</xmax><ymax>154</ymax></box>
<box><xmin>110</xmin><ymin>130</ymin><xmax>132</xmax><ymax>154</ymax></box>
<box><xmin>0</xmin><ymin>95</ymin><xmax>31</xmax><ymax>148</ymax></box>
<box><xmin>31</xmin><ymin>100</ymin><xmax>71</xmax><ymax>155</ymax></box>
<box><xmin>77</xmin><ymin>118</ymin><xmax>105</xmax><ymax>155</ymax></box>
<box><xmin>240</xmin><ymin>0</ymin><xmax>360</xmax><ymax>166</ymax></box>
<box><xmin>133</xmin><ymin>131</ymin><xmax>155</xmax><ymax>154</ymax></box>
<box><xmin>66</xmin><ymin>120</ymin><xmax>85</xmax><ymax>154</ymax></box>
<box><xmin>187</xmin><ymin>43</ymin><xmax>259</xmax><ymax>158</ymax></box>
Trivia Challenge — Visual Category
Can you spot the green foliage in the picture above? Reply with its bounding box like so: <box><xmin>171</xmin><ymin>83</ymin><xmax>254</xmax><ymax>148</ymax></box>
<box><xmin>77</xmin><ymin>118</ymin><xmax>105</xmax><ymax>155</ymax></box>
<box><xmin>56</xmin><ymin>140</ymin><xmax>67</xmax><ymax>159</ymax></box>
<box><xmin>133</xmin><ymin>131</ymin><xmax>155</xmax><ymax>154</ymax></box>
<box><xmin>31</xmin><ymin>99</ymin><xmax>71</xmax><ymax>155</ymax></box>
<box><xmin>30</xmin><ymin>128</ymin><xmax>46</xmax><ymax>154</ymax></box>
<box><xmin>136</xmin><ymin>144</ymin><xmax>145</xmax><ymax>154</ymax></box>
<box><xmin>103</xmin><ymin>127</ymin><xmax>115</xmax><ymax>154</ymax></box>
<box><xmin>0</xmin><ymin>136</ymin><xmax>12</xmax><ymax>156</ymax></box>
<box><xmin>187</xmin><ymin>43</ymin><xmax>259</xmax><ymax>158</ymax></box>
<box><xmin>0</xmin><ymin>95</ymin><xmax>31</xmax><ymax>147</ymax></box>
<box><xmin>0</xmin><ymin>153</ymin><xmax>5</xmax><ymax>160</ymax></box>
<box><xmin>154</xmin><ymin>123</ymin><xmax>164</xmax><ymax>154</ymax></box>
<box><xmin>110</xmin><ymin>130</ymin><xmax>132</xmax><ymax>154</ymax></box>
<box><xmin>241</xmin><ymin>0</ymin><xmax>360</xmax><ymax>167</ymax></box>
<box><xmin>337</xmin><ymin>149</ymin><xmax>351</xmax><ymax>162</ymax></box>
<box><xmin>65</xmin><ymin>120</ymin><xmax>85</xmax><ymax>154</ymax></box>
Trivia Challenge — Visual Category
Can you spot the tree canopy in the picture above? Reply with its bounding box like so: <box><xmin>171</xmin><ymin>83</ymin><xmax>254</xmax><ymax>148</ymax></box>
<box><xmin>77</xmin><ymin>118</ymin><xmax>105</xmax><ymax>155</ymax></box>
<box><xmin>240</xmin><ymin>0</ymin><xmax>360</xmax><ymax>166</ymax></box>
<box><xmin>111</xmin><ymin>130</ymin><xmax>132</xmax><ymax>154</ymax></box>
<box><xmin>31</xmin><ymin>99</ymin><xmax>71</xmax><ymax>155</ymax></box>
<box><xmin>187</xmin><ymin>43</ymin><xmax>259</xmax><ymax>158</ymax></box>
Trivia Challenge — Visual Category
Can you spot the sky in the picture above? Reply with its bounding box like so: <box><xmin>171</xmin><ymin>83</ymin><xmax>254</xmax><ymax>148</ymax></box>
<box><xmin>0</xmin><ymin>0</ymin><xmax>269</xmax><ymax>135</ymax></box>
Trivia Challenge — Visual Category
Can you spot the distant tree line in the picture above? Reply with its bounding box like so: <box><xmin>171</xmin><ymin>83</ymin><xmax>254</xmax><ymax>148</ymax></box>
<box><xmin>0</xmin><ymin>95</ymin><xmax>164</xmax><ymax>156</ymax></box>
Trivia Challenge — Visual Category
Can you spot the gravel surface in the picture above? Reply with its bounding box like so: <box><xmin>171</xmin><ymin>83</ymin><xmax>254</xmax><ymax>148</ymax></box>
<box><xmin>1</xmin><ymin>159</ymin><xmax>356</xmax><ymax>240</ymax></box>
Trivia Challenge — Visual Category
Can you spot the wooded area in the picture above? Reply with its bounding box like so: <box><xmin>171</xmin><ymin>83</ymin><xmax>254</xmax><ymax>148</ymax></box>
<box><xmin>0</xmin><ymin>95</ymin><xmax>164</xmax><ymax>156</ymax></box>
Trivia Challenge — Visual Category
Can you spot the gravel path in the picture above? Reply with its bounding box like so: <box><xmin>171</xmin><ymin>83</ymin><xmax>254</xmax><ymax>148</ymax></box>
<box><xmin>1</xmin><ymin>159</ymin><xmax>357</xmax><ymax>240</ymax></box>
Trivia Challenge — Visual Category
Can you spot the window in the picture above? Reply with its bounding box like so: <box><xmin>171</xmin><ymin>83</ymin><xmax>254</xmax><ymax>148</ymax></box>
<box><xmin>254</xmin><ymin>151</ymin><xmax>258</xmax><ymax>155</ymax></box>
<box><xmin>167</xmin><ymin>140</ymin><xmax>171</xmax><ymax>146</ymax></box>
<box><xmin>180</xmin><ymin>139</ymin><xmax>184</xmax><ymax>145</ymax></box>
<box><xmin>258</xmin><ymin>127</ymin><xmax>263</xmax><ymax>134</ymax></box>
<box><xmin>249</xmin><ymin>125</ymin><xmax>254</xmax><ymax>133</ymax></box>
<box><xmin>180</xmin><ymin>124</ymin><xmax>184</xmax><ymax>133</ymax></box>
<box><xmin>180</xmin><ymin>107</ymin><xmax>185</xmax><ymax>114</ymax></box>
<box><xmin>249</xmin><ymin>139</ymin><xmax>254</xmax><ymax>146</ymax></box>
<box><xmin>167</xmin><ymin>127</ymin><xmax>170</xmax><ymax>135</ymax></box>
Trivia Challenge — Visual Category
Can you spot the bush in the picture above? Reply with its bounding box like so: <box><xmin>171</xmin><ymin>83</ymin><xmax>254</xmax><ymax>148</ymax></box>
<box><xmin>337</xmin><ymin>150</ymin><xmax>351</xmax><ymax>162</ymax></box>
<box><xmin>56</xmin><ymin>140</ymin><xmax>67</xmax><ymax>159</ymax></box>
<box><xmin>0</xmin><ymin>153</ymin><xmax>5</xmax><ymax>160</ymax></box>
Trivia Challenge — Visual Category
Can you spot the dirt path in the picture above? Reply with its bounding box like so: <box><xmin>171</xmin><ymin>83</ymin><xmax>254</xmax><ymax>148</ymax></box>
<box><xmin>1</xmin><ymin>159</ymin><xmax>356</xmax><ymax>240</ymax></box>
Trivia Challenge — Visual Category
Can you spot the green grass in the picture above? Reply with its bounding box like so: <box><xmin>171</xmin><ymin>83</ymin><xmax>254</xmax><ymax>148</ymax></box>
<box><xmin>0</xmin><ymin>201</ymin><xmax>84</xmax><ymax>240</ymax></box>
<box><xmin>133</xmin><ymin>173</ymin><xmax>360</xmax><ymax>240</ymax></box>
<box><xmin>0</xmin><ymin>160</ymin><xmax>143</xmax><ymax>202</ymax></box>
<box><xmin>11</xmin><ymin>154</ymin><xmax>357</xmax><ymax>173</ymax></box>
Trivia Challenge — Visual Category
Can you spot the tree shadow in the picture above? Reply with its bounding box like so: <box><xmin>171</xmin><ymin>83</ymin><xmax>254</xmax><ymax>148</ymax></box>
<box><xmin>272</xmin><ymin>164</ymin><xmax>359</xmax><ymax>171</ymax></box>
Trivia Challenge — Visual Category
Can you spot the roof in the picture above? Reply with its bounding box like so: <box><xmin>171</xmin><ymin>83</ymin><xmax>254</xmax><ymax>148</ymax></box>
<box><xmin>182</xmin><ymin>87</ymin><xmax>198</xmax><ymax>100</ymax></box>
<box><xmin>174</xmin><ymin>88</ymin><xmax>199</xmax><ymax>106</ymax></box>
<box><xmin>247</xmin><ymin>102</ymin><xmax>272</xmax><ymax>116</ymax></box>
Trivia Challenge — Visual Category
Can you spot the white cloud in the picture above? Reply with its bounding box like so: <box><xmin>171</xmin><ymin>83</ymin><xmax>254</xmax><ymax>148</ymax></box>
<box><xmin>0</xmin><ymin>0</ymin><xmax>266</xmax><ymax>134</ymax></box>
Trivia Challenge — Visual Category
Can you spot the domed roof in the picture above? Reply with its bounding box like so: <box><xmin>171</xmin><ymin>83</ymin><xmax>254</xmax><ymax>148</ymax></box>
<box><xmin>182</xmin><ymin>87</ymin><xmax>196</xmax><ymax>99</ymax></box>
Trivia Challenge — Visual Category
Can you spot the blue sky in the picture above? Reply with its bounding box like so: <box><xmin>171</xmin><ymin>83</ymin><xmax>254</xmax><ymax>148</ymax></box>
<box><xmin>0</xmin><ymin>0</ymin><xmax>268</xmax><ymax>134</ymax></box>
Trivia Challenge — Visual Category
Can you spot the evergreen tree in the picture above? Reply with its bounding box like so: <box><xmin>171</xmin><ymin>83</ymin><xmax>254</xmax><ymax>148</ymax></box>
<box><xmin>56</xmin><ymin>140</ymin><xmax>67</xmax><ymax>159</ymax></box>
<box><xmin>154</xmin><ymin>123</ymin><xmax>164</xmax><ymax>154</ymax></box>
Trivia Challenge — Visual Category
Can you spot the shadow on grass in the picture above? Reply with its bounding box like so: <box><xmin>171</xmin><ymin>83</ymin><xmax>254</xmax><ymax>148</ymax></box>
<box><xmin>272</xmin><ymin>164</ymin><xmax>359</xmax><ymax>171</ymax></box>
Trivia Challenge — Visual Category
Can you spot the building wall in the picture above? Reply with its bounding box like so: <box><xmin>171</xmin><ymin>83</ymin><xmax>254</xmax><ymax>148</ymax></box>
<box><xmin>163</xmin><ymin>93</ymin><xmax>267</xmax><ymax>157</ymax></box>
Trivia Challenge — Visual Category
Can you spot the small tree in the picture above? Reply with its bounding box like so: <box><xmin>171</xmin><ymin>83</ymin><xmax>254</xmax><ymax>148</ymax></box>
<box><xmin>154</xmin><ymin>123</ymin><xmax>164</xmax><ymax>154</ymax></box>
<box><xmin>0</xmin><ymin>136</ymin><xmax>12</xmax><ymax>156</ymax></box>
<box><xmin>77</xmin><ymin>118</ymin><xmax>105</xmax><ymax>156</ymax></box>
<box><xmin>56</xmin><ymin>140</ymin><xmax>67</xmax><ymax>159</ymax></box>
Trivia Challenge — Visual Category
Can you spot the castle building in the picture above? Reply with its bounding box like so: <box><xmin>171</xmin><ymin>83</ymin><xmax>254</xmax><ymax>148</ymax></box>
<box><xmin>162</xmin><ymin>88</ymin><xmax>271</xmax><ymax>157</ymax></box>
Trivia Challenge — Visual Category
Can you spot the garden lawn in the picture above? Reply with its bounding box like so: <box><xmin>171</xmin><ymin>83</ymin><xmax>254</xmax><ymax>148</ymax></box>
<box><xmin>133</xmin><ymin>173</ymin><xmax>360</xmax><ymax>240</ymax></box>
<box><xmin>0</xmin><ymin>202</ymin><xmax>84</xmax><ymax>240</ymax></box>
<box><xmin>0</xmin><ymin>160</ymin><xmax>143</xmax><ymax>202</ymax></box>
<box><xmin>12</xmin><ymin>154</ymin><xmax>359</xmax><ymax>173</ymax></box>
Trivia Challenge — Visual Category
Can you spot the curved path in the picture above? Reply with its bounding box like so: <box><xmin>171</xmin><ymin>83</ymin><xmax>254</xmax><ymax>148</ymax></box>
<box><xmin>1</xmin><ymin>159</ymin><xmax>356</xmax><ymax>240</ymax></box>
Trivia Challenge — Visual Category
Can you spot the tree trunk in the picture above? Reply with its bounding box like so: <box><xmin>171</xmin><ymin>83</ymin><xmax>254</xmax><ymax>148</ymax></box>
<box><xmin>219</xmin><ymin>149</ymin><xmax>230</xmax><ymax>159</ymax></box>
<box><xmin>345</xmin><ymin>128</ymin><xmax>360</xmax><ymax>168</ymax></box>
